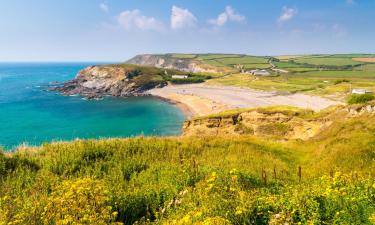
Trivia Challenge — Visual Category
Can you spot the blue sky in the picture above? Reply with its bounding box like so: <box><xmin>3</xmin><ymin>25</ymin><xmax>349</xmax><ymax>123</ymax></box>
<box><xmin>0</xmin><ymin>0</ymin><xmax>374</xmax><ymax>61</ymax></box>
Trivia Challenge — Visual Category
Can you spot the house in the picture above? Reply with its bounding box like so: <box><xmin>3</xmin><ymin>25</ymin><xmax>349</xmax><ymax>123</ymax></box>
<box><xmin>249</xmin><ymin>69</ymin><xmax>271</xmax><ymax>76</ymax></box>
<box><xmin>351</xmin><ymin>89</ymin><xmax>373</xmax><ymax>95</ymax></box>
<box><xmin>172</xmin><ymin>75</ymin><xmax>189</xmax><ymax>79</ymax></box>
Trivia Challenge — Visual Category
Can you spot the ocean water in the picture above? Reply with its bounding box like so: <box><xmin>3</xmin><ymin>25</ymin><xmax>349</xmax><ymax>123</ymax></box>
<box><xmin>0</xmin><ymin>63</ymin><xmax>185</xmax><ymax>150</ymax></box>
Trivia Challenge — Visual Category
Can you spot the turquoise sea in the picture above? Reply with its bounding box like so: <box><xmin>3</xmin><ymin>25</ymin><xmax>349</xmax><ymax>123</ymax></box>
<box><xmin>0</xmin><ymin>63</ymin><xmax>185</xmax><ymax>150</ymax></box>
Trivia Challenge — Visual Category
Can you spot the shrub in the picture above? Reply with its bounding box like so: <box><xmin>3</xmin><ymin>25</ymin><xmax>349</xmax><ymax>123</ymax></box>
<box><xmin>257</xmin><ymin>123</ymin><xmax>290</xmax><ymax>136</ymax></box>
<box><xmin>334</xmin><ymin>79</ymin><xmax>350</xmax><ymax>85</ymax></box>
<box><xmin>42</xmin><ymin>178</ymin><xmax>120</xmax><ymax>224</ymax></box>
<box><xmin>170</xmin><ymin>77</ymin><xmax>205</xmax><ymax>84</ymax></box>
<box><xmin>127</xmin><ymin>69</ymin><xmax>141</xmax><ymax>79</ymax></box>
<box><xmin>348</xmin><ymin>93</ymin><xmax>374</xmax><ymax>104</ymax></box>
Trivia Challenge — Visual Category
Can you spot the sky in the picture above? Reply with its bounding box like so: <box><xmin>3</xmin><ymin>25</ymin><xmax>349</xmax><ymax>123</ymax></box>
<box><xmin>0</xmin><ymin>0</ymin><xmax>374</xmax><ymax>62</ymax></box>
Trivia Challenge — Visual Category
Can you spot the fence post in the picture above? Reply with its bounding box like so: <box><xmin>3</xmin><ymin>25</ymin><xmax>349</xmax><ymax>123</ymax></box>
<box><xmin>262</xmin><ymin>169</ymin><xmax>267</xmax><ymax>185</ymax></box>
<box><xmin>273</xmin><ymin>166</ymin><xmax>277</xmax><ymax>180</ymax></box>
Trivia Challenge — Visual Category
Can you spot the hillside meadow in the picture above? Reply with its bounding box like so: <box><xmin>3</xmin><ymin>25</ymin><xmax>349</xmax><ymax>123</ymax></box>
<box><xmin>1</xmin><ymin>104</ymin><xmax>375</xmax><ymax>224</ymax></box>
<box><xmin>149</xmin><ymin>53</ymin><xmax>375</xmax><ymax>100</ymax></box>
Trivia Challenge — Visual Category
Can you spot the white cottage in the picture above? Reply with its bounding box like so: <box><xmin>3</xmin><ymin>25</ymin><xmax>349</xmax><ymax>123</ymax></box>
<box><xmin>351</xmin><ymin>89</ymin><xmax>373</xmax><ymax>95</ymax></box>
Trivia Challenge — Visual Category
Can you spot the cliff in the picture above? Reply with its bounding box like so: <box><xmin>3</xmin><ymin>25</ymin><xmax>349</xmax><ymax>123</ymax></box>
<box><xmin>126</xmin><ymin>54</ymin><xmax>228</xmax><ymax>73</ymax></box>
<box><xmin>52</xmin><ymin>64</ymin><xmax>168</xmax><ymax>99</ymax></box>
<box><xmin>182</xmin><ymin>104</ymin><xmax>375</xmax><ymax>140</ymax></box>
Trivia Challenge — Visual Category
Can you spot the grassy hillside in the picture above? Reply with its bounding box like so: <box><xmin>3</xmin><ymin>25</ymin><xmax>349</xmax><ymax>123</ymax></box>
<box><xmin>1</xmin><ymin>105</ymin><xmax>374</xmax><ymax>224</ymax></box>
<box><xmin>126</xmin><ymin>53</ymin><xmax>375</xmax><ymax>100</ymax></box>
<box><xmin>206</xmin><ymin>54</ymin><xmax>375</xmax><ymax>100</ymax></box>
<box><xmin>110</xmin><ymin>64</ymin><xmax>213</xmax><ymax>85</ymax></box>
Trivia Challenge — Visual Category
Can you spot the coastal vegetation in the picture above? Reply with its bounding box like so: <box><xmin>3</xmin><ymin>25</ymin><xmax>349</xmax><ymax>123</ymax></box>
<box><xmin>3</xmin><ymin>53</ymin><xmax>375</xmax><ymax>224</ymax></box>
<box><xmin>348</xmin><ymin>93</ymin><xmax>375</xmax><ymax>104</ymax></box>
<box><xmin>1</xmin><ymin>103</ymin><xmax>374</xmax><ymax>224</ymax></box>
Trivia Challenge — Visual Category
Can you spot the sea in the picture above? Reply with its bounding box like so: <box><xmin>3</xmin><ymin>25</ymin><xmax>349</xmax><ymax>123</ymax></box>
<box><xmin>0</xmin><ymin>63</ymin><xmax>185</xmax><ymax>150</ymax></box>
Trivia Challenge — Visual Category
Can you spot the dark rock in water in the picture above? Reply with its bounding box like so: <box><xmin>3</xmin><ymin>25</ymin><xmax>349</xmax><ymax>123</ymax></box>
<box><xmin>51</xmin><ymin>64</ymin><xmax>167</xmax><ymax>99</ymax></box>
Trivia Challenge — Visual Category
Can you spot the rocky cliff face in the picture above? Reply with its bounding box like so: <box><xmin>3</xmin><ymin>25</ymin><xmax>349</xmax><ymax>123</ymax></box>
<box><xmin>182</xmin><ymin>104</ymin><xmax>375</xmax><ymax>140</ymax></box>
<box><xmin>183</xmin><ymin>110</ymin><xmax>329</xmax><ymax>140</ymax></box>
<box><xmin>52</xmin><ymin>65</ymin><xmax>167</xmax><ymax>99</ymax></box>
<box><xmin>126</xmin><ymin>54</ymin><xmax>219</xmax><ymax>73</ymax></box>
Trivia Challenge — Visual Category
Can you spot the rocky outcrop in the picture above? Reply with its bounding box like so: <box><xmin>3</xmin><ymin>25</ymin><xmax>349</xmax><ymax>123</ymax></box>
<box><xmin>182</xmin><ymin>110</ymin><xmax>328</xmax><ymax>140</ymax></box>
<box><xmin>182</xmin><ymin>103</ymin><xmax>375</xmax><ymax>140</ymax></box>
<box><xmin>126</xmin><ymin>54</ymin><xmax>219</xmax><ymax>73</ymax></box>
<box><xmin>52</xmin><ymin>65</ymin><xmax>167</xmax><ymax>99</ymax></box>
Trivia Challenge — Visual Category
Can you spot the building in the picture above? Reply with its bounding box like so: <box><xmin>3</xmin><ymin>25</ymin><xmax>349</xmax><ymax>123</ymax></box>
<box><xmin>351</xmin><ymin>89</ymin><xmax>373</xmax><ymax>95</ymax></box>
<box><xmin>249</xmin><ymin>69</ymin><xmax>271</xmax><ymax>76</ymax></box>
<box><xmin>272</xmin><ymin>68</ymin><xmax>289</xmax><ymax>73</ymax></box>
<box><xmin>172</xmin><ymin>75</ymin><xmax>189</xmax><ymax>79</ymax></box>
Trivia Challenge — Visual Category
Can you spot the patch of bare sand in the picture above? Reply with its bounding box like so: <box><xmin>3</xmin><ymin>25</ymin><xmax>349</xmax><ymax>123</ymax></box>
<box><xmin>148</xmin><ymin>83</ymin><xmax>342</xmax><ymax>117</ymax></box>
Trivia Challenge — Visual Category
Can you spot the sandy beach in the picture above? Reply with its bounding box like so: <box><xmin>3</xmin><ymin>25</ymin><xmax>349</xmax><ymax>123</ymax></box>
<box><xmin>148</xmin><ymin>83</ymin><xmax>341</xmax><ymax>117</ymax></box>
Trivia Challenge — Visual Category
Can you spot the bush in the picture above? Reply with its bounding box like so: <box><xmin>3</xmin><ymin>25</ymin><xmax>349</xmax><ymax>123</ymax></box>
<box><xmin>42</xmin><ymin>178</ymin><xmax>120</xmax><ymax>224</ymax></box>
<box><xmin>170</xmin><ymin>77</ymin><xmax>205</xmax><ymax>84</ymax></box>
<box><xmin>127</xmin><ymin>69</ymin><xmax>141</xmax><ymax>79</ymax></box>
<box><xmin>348</xmin><ymin>93</ymin><xmax>374</xmax><ymax>104</ymax></box>
<box><xmin>334</xmin><ymin>79</ymin><xmax>350</xmax><ymax>85</ymax></box>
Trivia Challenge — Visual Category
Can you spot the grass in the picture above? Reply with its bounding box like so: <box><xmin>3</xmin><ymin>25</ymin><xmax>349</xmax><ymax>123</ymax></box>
<box><xmin>196</xmin><ymin>54</ymin><xmax>243</xmax><ymax>60</ymax></box>
<box><xmin>171</xmin><ymin>54</ymin><xmax>197</xmax><ymax>59</ymax></box>
<box><xmin>206</xmin><ymin>73</ymin><xmax>327</xmax><ymax>93</ymax></box>
<box><xmin>215</xmin><ymin>56</ymin><xmax>269</xmax><ymax>65</ymax></box>
<box><xmin>284</xmin><ymin>67</ymin><xmax>319</xmax><ymax>72</ymax></box>
<box><xmin>195</xmin><ymin>105</ymin><xmax>314</xmax><ymax>120</ymax></box>
<box><xmin>0</xmin><ymin>106</ymin><xmax>374</xmax><ymax>224</ymax></box>
<box><xmin>207</xmin><ymin>69</ymin><xmax>375</xmax><ymax>98</ymax></box>
<box><xmin>243</xmin><ymin>63</ymin><xmax>271</xmax><ymax>69</ymax></box>
<box><xmin>348</xmin><ymin>94</ymin><xmax>375</xmax><ymax>104</ymax></box>
<box><xmin>274</xmin><ymin>55</ymin><xmax>304</xmax><ymax>60</ymax></box>
<box><xmin>273</xmin><ymin>61</ymin><xmax>308</xmax><ymax>68</ymax></box>
<box><xmin>294</xmin><ymin>56</ymin><xmax>362</xmax><ymax>67</ymax></box>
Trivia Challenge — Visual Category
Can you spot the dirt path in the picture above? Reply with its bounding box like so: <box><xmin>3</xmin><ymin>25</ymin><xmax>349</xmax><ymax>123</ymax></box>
<box><xmin>148</xmin><ymin>83</ymin><xmax>341</xmax><ymax>117</ymax></box>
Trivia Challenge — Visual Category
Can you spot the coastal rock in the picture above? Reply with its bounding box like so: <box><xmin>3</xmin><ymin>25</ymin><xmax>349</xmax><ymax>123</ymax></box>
<box><xmin>183</xmin><ymin>108</ymin><xmax>331</xmax><ymax>140</ymax></box>
<box><xmin>52</xmin><ymin>65</ymin><xmax>167</xmax><ymax>98</ymax></box>
<box><xmin>126</xmin><ymin>54</ymin><xmax>219</xmax><ymax>73</ymax></box>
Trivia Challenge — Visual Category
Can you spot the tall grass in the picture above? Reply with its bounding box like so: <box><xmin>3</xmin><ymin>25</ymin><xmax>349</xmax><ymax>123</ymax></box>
<box><xmin>0</xmin><ymin>112</ymin><xmax>375</xmax><ymax>224</ymax></box>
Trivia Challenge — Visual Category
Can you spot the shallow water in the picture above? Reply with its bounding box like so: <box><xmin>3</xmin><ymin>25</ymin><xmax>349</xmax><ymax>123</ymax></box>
<box><xmin>0</xmin><ymin>63</ymin><xmax>185</xmax><ymax>150</ymax></box>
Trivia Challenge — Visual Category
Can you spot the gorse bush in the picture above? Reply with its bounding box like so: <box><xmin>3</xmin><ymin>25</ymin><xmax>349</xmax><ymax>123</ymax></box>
<box><xmin>348</xmin><ymin>93</ymin><xmax>374</xmax><ymax>104</ymax></box>
<box><xmin>0</xmin><ymin>111</ymin><xmax>375</xmax><ymax>224</ymax></box>
<box><xmin>42</xmin><ymin>178</ymin><xmax>119</xmax><ymax>225</ymax></box>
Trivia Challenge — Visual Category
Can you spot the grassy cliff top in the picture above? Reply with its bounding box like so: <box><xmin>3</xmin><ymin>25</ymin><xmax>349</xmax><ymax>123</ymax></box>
<box><xmin>1</xmin><ymin>102</ymin><xmax>375</xmax><ymax>224</ymax></box>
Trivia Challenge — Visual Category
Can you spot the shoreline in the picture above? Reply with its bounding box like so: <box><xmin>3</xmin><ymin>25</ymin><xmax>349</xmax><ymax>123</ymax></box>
<box><xmin>151</xmin><ymin>95</ymin><xmax>195</xmax><ymax>119</ymax></box>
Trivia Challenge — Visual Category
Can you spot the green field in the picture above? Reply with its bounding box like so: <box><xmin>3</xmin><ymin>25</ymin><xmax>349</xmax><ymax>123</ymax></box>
<box><xmin>196</xmin><ymin>54</ymin><xmax>375</xmax><ymax>98</ymax></box>
<box><xmin>171</xmin><ymin>54</ymin><xmax>197</xmax><ymax>59</ymax></box>
<box><xmin>273</xmin><ymin>61</ymin><xmax>310</xmax><ymax>68</ymax></box>
<box><xmin>215</xmin><ymin>56</ymin><xmax>269</xmax><ymax>65</ymax></box>
<box><xmin>243</xmin><ymin>63</ymin><xmax>271</xmax><ymax>69</ymax></box>
<box><xmin>293</xmin><ymin>56</ymin><xmax>362</xmax><ymax>67</ymax></box>
<box><xmin>196</xmin><ymin>54</ymin><xmax>243</xmax><ymax>60</ymax></box>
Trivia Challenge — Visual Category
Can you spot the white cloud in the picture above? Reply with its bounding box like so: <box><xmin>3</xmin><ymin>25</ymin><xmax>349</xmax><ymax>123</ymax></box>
<box><xmin>278</xmin><ymin>7</ymin><xmax>297</xmax><ymax>23</ymax></box>
<box><xmin>99</xmin><ymin>3</ymin><xmax>109</xmax><ymax>12</ymax></box>
<box><xmin>208</xmin><ymin>6</ymin><xmax>245</xmax><ymax>26</ymax></box>
<box><xmin>171</xmin><ymin>6</ymin><xmax>197</xmax><ymax>29</ymax></box>
<box><xmin>117</xmin><ymin>10</ymin><xmax>164</xmax><ymax>31</ymax></box>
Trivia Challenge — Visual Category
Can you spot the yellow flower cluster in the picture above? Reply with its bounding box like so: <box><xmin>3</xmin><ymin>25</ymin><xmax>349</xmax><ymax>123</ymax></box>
<box><xmin>41</xmin><ymin>178</ymin><xmax>121</xmax><ymax>225</ymax></box>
